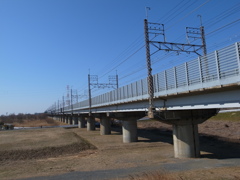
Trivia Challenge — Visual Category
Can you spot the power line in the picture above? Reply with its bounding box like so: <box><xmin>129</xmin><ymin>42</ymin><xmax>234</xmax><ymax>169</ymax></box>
<box><xmin>204</xmin><ymin>2</ymin><xmax>240</xmax><ymax>28</ymax></box>
<box><xmin>166</xmin><ymin>0</ymin><xmax>212</xmax><ymax>31</ymax></box>
<box><xmin>161</xmin><ymin>1</ymin><xmax>197</xmax><ymax>25</ymax></box>
<box><xmin>99</xmin><ymin>45</ymin><xmax>145</xmax><ymax>78</ymax></box>
<box><xmin>53</xmin><ymin>1</ymin><xmax>240</xmax><ymax>106</ymax></box>
<box><xmin>156</xmin><ymin>0</ymin><xmax>188</xmax><ymax>23</ymax></box>
<box><xmin>206</xmin><ymin>19</ymin><xmax>240</xmax><ymax>36</ymax></box>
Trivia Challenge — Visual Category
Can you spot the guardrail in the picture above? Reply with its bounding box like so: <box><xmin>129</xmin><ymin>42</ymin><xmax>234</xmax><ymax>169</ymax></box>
<box><xmin>49</xmin><ymin>42</ymin><xmax>240</xmax><ymax>113</ymax></box>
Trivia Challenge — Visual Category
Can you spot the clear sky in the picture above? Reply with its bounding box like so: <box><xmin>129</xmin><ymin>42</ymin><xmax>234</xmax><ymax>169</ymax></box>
<box><xmin>0</xmin><ymin>0</ymin><xmax>240</xmax><ymax>115</ymax></box>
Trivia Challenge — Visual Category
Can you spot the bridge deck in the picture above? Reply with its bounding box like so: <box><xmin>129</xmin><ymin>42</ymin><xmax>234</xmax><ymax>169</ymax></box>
<box><xmin>48</xmin><ymin>42</ymin><xmax>240</xmax><ymax>114</ymax></box>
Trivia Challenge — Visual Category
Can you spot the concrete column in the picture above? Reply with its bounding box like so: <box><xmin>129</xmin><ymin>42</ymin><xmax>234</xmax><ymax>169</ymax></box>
<box><xmin>78</xmin><ymin>116</ymin><xmax>86</xmax><ymax>128</ymax></box>
<box><xmin>173</xmin><ymin>124</ymin><xmax>200</xmax><ymax>158</ymax></box>
<box><xmin>100</xmin><ymin>116</ymin><xmax>111</xmax><ymax>135</ymax></box>
<box><xmin>154</xmin><ymin>109</ymin><xmax>218</xmax><ymax>158</ymax></box>
<box><xmin>72</xmin><ymin>116</ymin><xmax>78</xmax><ymax>125</ymax></box>
<box><xmin>72</xmin><ymin>117</ymin><xmax>75</xmax><ymax>125</ymax></box>
<box><xmin>65</xmin><ymin>116</ymin><xmax>68</xmax><ymax>124</ymax></box>
<box><xmin>87</xmin><ymin>116</ymin><xmax>95</xmax><ymax>131</ymax></box>
<box><xmin>69</xmin><ymin>116</ymin><xmax>73</xmax><ymax>125</ymax></box>
<box><xmin>122</xmin><ymin>120</ymin><xmax>138</xmax><ymax>143</ymax></box>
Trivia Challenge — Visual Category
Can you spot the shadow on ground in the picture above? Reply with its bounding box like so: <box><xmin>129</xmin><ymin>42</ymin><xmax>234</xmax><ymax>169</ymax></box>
<box><xmin>200</xmin><ymin>135</ymin><xmax>240</xmax><ymax>159</ymax></box>
<box><xmin>112</xmin><ymin>125</ymin><xmax>240</xmax><ymax>159</ymax></box>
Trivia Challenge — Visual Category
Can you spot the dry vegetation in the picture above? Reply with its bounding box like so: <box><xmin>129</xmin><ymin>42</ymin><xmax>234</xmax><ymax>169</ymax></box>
<box><xmin>0</xmin><ymin>128</ymin><xmax>96</xmax><ymax>162</ymax></box>
<box><xmin>0</xmin><ymin>113</ymin><xmax>66</xmax><ymax>127</ymax></box>
<box><xmin>127</xmin><ymin>170</ymin><xmax>180</xmax><ymax>180</ymax></box>
<box><xmin>0</xmin><ymin>112</ymin><xmax>239</xmax><ymax>179</ymax></box>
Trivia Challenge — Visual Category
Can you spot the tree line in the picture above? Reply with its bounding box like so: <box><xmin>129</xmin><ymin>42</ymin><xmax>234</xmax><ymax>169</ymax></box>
<box><xmin>0</xmin><ymin>113</ymin><xmax>48</xmax><ymax>124</ymax></box>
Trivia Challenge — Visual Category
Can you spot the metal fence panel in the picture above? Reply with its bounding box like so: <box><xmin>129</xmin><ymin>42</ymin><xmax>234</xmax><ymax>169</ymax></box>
<box><xmin>48</xmin><ymin>42</ymin><xmax>240</xmax><ymax>113</ymax></box>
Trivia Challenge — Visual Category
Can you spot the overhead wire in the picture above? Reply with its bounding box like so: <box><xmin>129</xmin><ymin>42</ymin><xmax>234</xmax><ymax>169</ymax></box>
<box><xmin>108</xmin><ymin>0</ymin><xmax>212</xmax><ymax>87</ymax></box>
<box><xmin>99</xmin><ymin>0</ymin><xmax>238</xmax><ymax>88</ymax></box>
<box><xmin>155</xmin><ymin>0</ymin><xmax>188</xmax><ymax>23</ymax></box>
<box><xmin>97</xmin><ymin>33</ymin><xmax>144</xmax><ymax>78</ymax></box>
<box><xmin>204</xmin><ymin>2</ymin><xmax>240</xmax><ymax>28</ymax></box>
<box><xmin>61</xmin><ymin>1</ymin><xmax>240</xmax><ymax>103</ymax></box>
<box><xmin>97</xmin><ymin>0</ymin><xmax>190</xmax><ymax>82</ymax></box>
<box><xmin>206</xmin><ymin>19</ymin><xmax>240</xmax><ymax>37</ymax></box>
<box><xmin>119</xmin><ymin>0</ymin><xmax>212</xmax><ymax>84</ymax></box>
<box><xmin>166</xmin><ymin>0</ymin><xmax>212</xmax><ymax>31</ymax></box>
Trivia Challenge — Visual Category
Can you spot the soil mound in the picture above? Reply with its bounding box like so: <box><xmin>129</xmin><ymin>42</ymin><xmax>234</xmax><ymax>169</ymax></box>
<box><xmin>0</xmin><ymin>141</ymin><xmax>96</xmax><ymax>162</ymax></box>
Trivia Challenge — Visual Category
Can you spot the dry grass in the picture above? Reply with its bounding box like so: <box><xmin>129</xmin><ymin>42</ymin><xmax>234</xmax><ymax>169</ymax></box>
<box><xmin>0</xmin><ymin>128</ymin><xmax>79</xmax><ymax>151</ymax></box>
<box><xmin>13</xmin><ymin>118</ymin><xmax>66</xmax><ymax>127</ymax></box>
<box><xmin>209</xmin><ymin>111</ymin><xmax>240</xmax><ymax>121</ymax></box>
<box><xmin>0</xmin><ymin>128</ymin><xmax>96</xmax><ymax>162</ymax></box>
<box><xmin>127</xmin><ymin>170</ymin><xmax>181</xmax><ymax>180</ymax></box>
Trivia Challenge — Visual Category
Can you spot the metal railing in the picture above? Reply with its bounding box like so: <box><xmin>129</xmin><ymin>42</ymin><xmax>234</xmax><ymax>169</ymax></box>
<box><xmin>50</xmin><ymin>42</ymin><xmax>240</xmax><ymax>113</ymax></box>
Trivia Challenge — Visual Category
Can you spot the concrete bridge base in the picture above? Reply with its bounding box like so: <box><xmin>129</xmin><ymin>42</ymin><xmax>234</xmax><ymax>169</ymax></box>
<box><xmin>65</xmin><ymin>116</ymin><xmax>68</xmax><ymax>124</ymax></box>
<box><xmin>113</xmin><ymin>112</ymin><xmax>145</xmax><ymax>143</ymax></box>
<box><xmin>69</xmin><ymin>116</ymin><xmax>73</xmax><ymax>125</ymax></box>
<box><xmin>87</xmin><ymin>116</ymin><xmax>95</xmax><ymax>131</ymax></box>
<box><xmin>154</xmin><ymin>109</ymin><xmax>218</xmax><ymax>158</ymax></box>
<box><xmin>122</xmin><ymin>120</ymin><xmax>138</xmax><ymax>143</ymax></box>
<box><xmin>173</xmin><ymin>124</ymin><xmax>199</xmax><ymax>158</ymax></box>
<box><xmin>78</xmin><ymin>116</ymin><xmax>86</xmax><ymax>128</ymax></box>
<box><xmin>73</xmin><ymin>116</ymin><xmax>78</xmax><ymax>125</ymax></box>
<box><xmin>100</xmin><ymin>116</ymin><xmax>111</xmax><ymax>135</ymax></box>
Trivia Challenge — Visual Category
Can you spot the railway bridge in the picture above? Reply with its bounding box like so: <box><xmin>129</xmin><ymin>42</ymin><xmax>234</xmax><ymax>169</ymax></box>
<box><xmin>47</xmin><ymin>42</ymin><xmax>240</xmax><ymax>158</ymax></box>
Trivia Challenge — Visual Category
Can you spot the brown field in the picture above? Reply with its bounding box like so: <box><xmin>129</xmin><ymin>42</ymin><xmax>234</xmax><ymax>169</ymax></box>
<box><xmin>0</xmin><ymin>117</ymin><xmax>239</xmax><ymax>179</ymax></box>
<box><xmin>12</xmin><ymin>118</ymin><xmax>66</xmax><ymax>127</ymax></box>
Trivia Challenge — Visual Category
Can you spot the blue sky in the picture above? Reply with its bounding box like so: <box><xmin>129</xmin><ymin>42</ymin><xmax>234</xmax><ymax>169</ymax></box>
<box><xmin>0</xmin><ymin>0</ymin><xmax>239</xmax><ymax>115</ymax></box>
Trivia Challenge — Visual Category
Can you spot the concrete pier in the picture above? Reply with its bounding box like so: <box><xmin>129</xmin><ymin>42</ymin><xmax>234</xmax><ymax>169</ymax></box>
<box><xmin>65</xmin><ymin>116</ymin><xmax>68</xmax><ymax>124</ymax></box>
<box><xmin>113</xmin><ymin>112</ymin><xmax>145</xmax><ymax>143</ymax></box>
<box><xmin>100</xmin><ymin>116</ymin><xmax>111</xmax><ymax>135</ymax></box>
<box><xmin>173</xmin><ymin>124</ymin><xmax>199</xmax><ymax>158</ymax></box>
<box><xmin>73</xmin><ymin>116</ymin><xmax>78</xmax><ymax>125</ymax></box>
<box><xmin>154</xmin><ymin>109</ymin><xmax>218</xmax><ymax>158</ymax></box>
<box><xmin>78</xmin><ymin>116</ymin><xmax>86</xmax><ymax>128</ymax></box>
<box><xmin>69</xmin><ymin>116</ymin><xmax>73</xmax><ymax>125</ymax></box>
<box><xmin>122</xmin><ymin>120</ymin><xmax>138</xmax><ymax>143</ymax></box>
<box><xmin>87</xmin><ymin>116</ymin><xmax>95</xmax><ymax>131</ymax></box>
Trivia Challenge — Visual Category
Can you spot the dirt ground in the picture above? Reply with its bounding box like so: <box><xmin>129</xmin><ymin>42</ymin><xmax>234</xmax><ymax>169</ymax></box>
<box><xmin>0</xmin><ymin>119</ymin><xmax>239</xmax><ymax>180</ymax></box>
<box><xmin>138</xmin><ymin>119</ymin><xmax>240</xmax><ymax>141</ymax></box>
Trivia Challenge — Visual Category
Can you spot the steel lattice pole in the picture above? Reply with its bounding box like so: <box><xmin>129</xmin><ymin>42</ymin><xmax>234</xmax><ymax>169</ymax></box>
<box><xmin>88</xmin><ymin>74</ymin><xmax>92</xmax><ymax>116</ymax></box>
<box><xmin>144</xmin><ymin>19</ymin><xmax>155</xmax><ymax>118</ymax></box>
<box><xmin>200</xmin><ymin>26</ymin><xmax>207</xmax><ymax>56</ymax></box>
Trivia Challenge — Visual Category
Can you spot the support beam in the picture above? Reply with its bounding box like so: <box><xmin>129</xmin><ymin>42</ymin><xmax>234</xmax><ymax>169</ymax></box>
<box><xmin>78</xmin><ymin>116</ymin><xmax>86</xmax><ymax>128</ymax></box>
<box><xmin>87</xmin><ymin>116</ymin><xmax>95</xmax><ymax>131</ymax></box>
<box><xmin>100</xmin><ymin>116</ymin><xmax>111</xmax><ymax>135</ymax></box>
<box><xmin>122</xmin><ymin>120</ymin><xmax>138</xmax><ymax>143</ymax></box>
